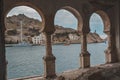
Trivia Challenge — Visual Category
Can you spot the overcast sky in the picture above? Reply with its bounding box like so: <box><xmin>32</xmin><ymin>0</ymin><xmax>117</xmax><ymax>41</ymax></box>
<box><xmin>7</xmin><ymin>6</ymin><xmax>107</xmax><ymax>38</ymax></box>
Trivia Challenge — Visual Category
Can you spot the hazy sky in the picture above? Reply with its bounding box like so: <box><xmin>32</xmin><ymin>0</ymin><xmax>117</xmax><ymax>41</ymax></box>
<box><xmin>7</xmin><ymin>6</ymin><xmax>107</xmax><ymax>38</ymax></box>
<box><xmin>7</xmin><ymin>6</ymin><xmax>42</xmax><ymax>21</ymax></box>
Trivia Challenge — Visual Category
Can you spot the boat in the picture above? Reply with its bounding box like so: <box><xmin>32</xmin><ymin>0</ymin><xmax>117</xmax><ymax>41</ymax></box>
<box><xmin>64</xmin><ymin>43</ymin><xmax>70</xmax><ymax>46</ymax></box>
<box><xmin>63</xmin><ymin>40</ymin><xmax>71</xmax><ymax>46</ymax></box>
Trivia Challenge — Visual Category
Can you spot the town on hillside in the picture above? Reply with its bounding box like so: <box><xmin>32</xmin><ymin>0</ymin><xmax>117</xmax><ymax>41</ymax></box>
<box><xmin>5</xmin><ymin>14</ymin><xmax>105</xmax><ymax>45</ymax></box>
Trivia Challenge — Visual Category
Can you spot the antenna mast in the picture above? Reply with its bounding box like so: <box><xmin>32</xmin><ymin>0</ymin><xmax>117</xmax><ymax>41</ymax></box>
<box><xmin>20</xmin><ymin>21</ymin><xmax>23</xmax><ymax>42</ymax></box>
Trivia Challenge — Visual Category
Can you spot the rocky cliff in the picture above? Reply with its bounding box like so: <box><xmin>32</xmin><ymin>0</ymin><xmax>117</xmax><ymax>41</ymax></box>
<box><xmin>5</xmin><ymin>14</ymin><xmax>104</xmax><ymax>44</ymax></box>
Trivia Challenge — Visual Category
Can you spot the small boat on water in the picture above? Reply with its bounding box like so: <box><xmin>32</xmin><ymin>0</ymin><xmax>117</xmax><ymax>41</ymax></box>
<box><xmin>63</xmin><ymin>40</ymin><xmax>71</xmax><ymax>46</ymax></box>
<box><xmin>64</xmin><ymin>42</ymin><xmax>70</xmax><ymax>46</ymax></box>
<box><xmin>64</xmin><ymin>43</ymin><xmax>70</xmax><ymax>46</ymax></box>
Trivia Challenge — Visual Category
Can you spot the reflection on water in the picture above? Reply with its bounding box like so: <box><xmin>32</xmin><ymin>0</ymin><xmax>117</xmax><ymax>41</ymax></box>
<box><xmin>6</xmin><ymin>43</ymin><xmax>107</xmax><ymax>79</ymax></box>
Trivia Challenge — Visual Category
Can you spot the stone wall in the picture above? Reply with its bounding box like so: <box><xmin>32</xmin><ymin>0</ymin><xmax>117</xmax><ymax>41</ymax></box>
<box><xmin>57</xmin><ymin>63</ymin><xmax>120</xmax><ymax>80</ymax></box>
<box><xmin>0</xmin><ymin>0</ymin><xmax>120</xmax><ymax>79</ymax></box>
<box><xmin>115</xmin><ymin>1</ymin><xmax>120</xmax><ymax>61</ymax></box>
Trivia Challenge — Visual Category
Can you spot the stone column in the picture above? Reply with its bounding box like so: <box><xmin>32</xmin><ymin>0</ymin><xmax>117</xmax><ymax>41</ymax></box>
<box><xmin>43</xmin><ymin>32</ymin><xmax>56</xmax><ymax>78</ymax></box>
<box><xmin>0</xmin><ymin>0</ymin><xmax>7</xmax><ymax>79</ymax></box>
<box><xmin>105</xmin><ymin>31</ymin><xmax>117</xmax><ymax>63</ymax></box>
<box><xmin>80</xmin><ymin>32</ymin><xmax>90</xmax><ymax>68</ymax></box>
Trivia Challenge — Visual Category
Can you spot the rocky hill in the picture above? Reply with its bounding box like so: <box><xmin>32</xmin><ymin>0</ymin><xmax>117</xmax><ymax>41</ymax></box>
<box><xmin>5</xmin><ymin>14</ymin><xmax>104</xmax><ymax>44</ymax></box>
<box><xmin>6</xmin><ymin>14</ymin><xmax>42</xmax><ymax>36</ymax></box>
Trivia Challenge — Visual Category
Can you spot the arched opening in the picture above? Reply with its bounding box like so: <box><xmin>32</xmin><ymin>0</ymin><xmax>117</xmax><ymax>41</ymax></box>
<box><xmin>54</xmin><ymin>6</ymin><xmax>83</xmax><ymax>73</ymax></box>
<box><xmin>5</xmin><ymin>6</ymin><xmax>45</xmax><ymax>79</ymax></box>
<box><xmin>89</xmin><ymin>11</ymin><xmax>110</xmax><ymax>66</ymax></box>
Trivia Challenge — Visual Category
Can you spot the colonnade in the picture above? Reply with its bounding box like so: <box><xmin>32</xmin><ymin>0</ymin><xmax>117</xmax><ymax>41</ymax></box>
<box><xmin>0</xmin><ymin>0</ymin><xmax>119</xmax><ymax>79</ymax></box>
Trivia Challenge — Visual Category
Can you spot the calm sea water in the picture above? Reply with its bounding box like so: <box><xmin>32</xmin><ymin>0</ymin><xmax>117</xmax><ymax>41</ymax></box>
<box><xmin>6</xmin><ymin>43</ymin><xmax>107</xmax><ymax>79</ymax></box>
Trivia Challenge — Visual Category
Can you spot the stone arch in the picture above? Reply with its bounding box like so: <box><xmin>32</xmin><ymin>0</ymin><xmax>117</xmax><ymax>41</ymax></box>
<box><xmin>4</xmin><ymin>4</ymin><xmax>46</xmax><ymax>78</ymax></box>
<box><xmin>89</xmin><ymin>13</ymin><xmax>106</xmax><ymax>66</ymax></box>
<box><xmin>95</xmin><ymin>10</ymin><xmax>111</xmax><ymax>33</ymax></box>
<box><xmin>55</xmin><ymin>6</ymin><xmax>83</xmax><ymax>32</ymax></box>
<box><xmin>53</xmin><ymin>6</ymin><xmax>84</xmax><ymax>70</ymax></box>
<box><xmin>4</xmin><ymin>2</ymin><xmax>45</xmax><ymax>32</ymax></box>
<box><xmin>89</xmin><ymin>10</ymin><xmax>114</xmax><ymax>64</ymax></box>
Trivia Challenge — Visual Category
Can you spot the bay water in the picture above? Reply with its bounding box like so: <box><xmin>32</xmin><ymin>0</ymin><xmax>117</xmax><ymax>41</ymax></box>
<box><xmin>6</xmin><ymin>43</ymin><xmax>107</xmax><ymax>79</ymax></box>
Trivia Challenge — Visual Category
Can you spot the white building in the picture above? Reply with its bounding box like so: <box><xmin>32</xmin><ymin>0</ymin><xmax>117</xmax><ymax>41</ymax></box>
<box><xmin>68</xmin><ymin>33</ymin><xmax>80</xmax><ymax>40</ymax></box>
<box><xmin>32</xmin><ymin>33</ymin><xmax>45</xmax><ymax>44</ymax></box>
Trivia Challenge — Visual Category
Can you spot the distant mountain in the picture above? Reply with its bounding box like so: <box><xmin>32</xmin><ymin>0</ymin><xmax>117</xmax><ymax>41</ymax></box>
<box><xmin>6</xmin><ymin>14</ymin><xmax>42</xmax><ymax>29</ymax></box>
<box><xmin>5</xmin><ymin>14</ymin><xmax>104</xmax><ymax>44</ymax></box>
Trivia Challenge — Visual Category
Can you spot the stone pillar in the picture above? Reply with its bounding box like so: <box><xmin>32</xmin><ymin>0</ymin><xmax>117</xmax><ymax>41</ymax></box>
<box><xmin>0</xmin><ymin>0</ymin><xmax>7</xmax><ymax>79</ymax></box>
<box><xmin>80</xmin><ymin>33</ymin><xmax>90</xmax><ymax>68</ymax></box>
<box><xmin>105</xmin><ymin>31</ymin><xmax>117</xmax><ymax>63</ymax></box>
<box><xmin>43</xmin><ymin>32</ymin><xmax>56</xmax><ymax>78</ymax></box>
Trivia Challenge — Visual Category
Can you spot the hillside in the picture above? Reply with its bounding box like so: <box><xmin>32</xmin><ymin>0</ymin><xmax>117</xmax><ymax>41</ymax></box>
<box><xmin>5</xmin><ymin>14</ymin><xmax>104</xmax><ymax>44</ymax></box>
